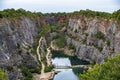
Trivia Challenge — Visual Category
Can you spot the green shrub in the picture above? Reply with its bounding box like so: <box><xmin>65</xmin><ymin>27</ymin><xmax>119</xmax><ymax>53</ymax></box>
<box><xmin>7</xmin><ymin>66</ymin><xmax>13</xmax><ymax>71</ymax></box>
<box><xmin>51</xmin><ymin>25</ymin><xmax>59</xmax><ymax>31</ymax></box>
<box><xmin>106</xmin><ymin>39</ymin><xmax>110</xmax><ymax>46</ymax></box>
<box><xmin>0</xmin><ymin>69</ymin><xmax>8</xmax><ymax>80</ymax></box>
<box><xmin>80</xmin><ymin>54</ymin><xmax>120</xmax><ymax>80</ymax></box>
<box><xmin>69</xmin><ymin>43</ymin><xmax>76</xmax><ymax>51</ymax></box>
<box><xmin>82</xmin><ymin>39</ymin><xmax>87</xmax><ymax>44</ymax></box>
<box><xmin>94</xmin><ymin>45</ymin><xmax>103</xmax><ymax>52</ymax></box>
<box><xmin>29</xmin><ymin>67</ymin><xmax>41</xmax><ymax>74</ymax></box>
<box><xmin>38</xmin><ymin>24</ymin><xmax>51</xmax><ymax>36</ymax></box>
<box><xmin>45</xmin><ymin>65</ymin><xmax>54</xmax><ymax>72</ymax></box>
<box><xmin>0</xmin><ymin>8</ymin><xmax>42</xmax><ymax>18</ymax></box>
<box><xmin>20</xmin><ymin>66</ymin><xmax>34</xmax><ymax>80</ymax></box>
<box><xmin>95</xmin><ymin>31</ymin><xmax>105</xmax><ymax>41</ymax></box>
<box><xmin>54</xmin><ymin>34</ymin><xmax>66</xmax><ymax>48</ymax></box>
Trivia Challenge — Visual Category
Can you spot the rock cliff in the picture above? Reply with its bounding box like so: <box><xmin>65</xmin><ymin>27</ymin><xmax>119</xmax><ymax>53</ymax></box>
<box><xmin>0</xmin><ymin>16</ymin><xmax>42</xmax><ymax>80</ymax></box>
<box><xmin>0</xmin><ymin>10</ymin><xmax>120</xmax><ymax>80</ymax></box>
<box><xmin>66</xmin><ymin>16</ymin><xmax>120</xmax><ymax>63</ymax></box>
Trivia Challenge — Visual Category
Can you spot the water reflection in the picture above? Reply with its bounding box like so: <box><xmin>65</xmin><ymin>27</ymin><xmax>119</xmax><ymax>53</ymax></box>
<box><xmin>52</xmin><ymin>58</ymin><xmax>79</xmax><ymax>80</ymax></box>
<box><xmin>51</xmin><ymin>51</ymin><xmax>90</xmax><ymax>80</ymax></box>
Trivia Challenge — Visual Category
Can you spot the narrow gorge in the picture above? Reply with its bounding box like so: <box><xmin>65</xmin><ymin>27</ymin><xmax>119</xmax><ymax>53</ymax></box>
<box><xmin>0</xmin><ymin>9</ymin><xmax>120</xmax><ymax>80</ymax></box>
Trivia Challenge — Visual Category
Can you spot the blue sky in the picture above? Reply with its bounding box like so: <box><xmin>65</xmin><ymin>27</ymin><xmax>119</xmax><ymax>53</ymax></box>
<box><xmin>0</xmin><ymin>0</ymin><xmax>120</xmax><ymax>13</ymax></box>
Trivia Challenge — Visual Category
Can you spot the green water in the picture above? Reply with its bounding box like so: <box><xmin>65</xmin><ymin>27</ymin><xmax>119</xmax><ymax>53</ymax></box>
<box><xmin>51</xmin><ymin>51</ymin><xmax>89</xmax><ymax>80</ymax></box>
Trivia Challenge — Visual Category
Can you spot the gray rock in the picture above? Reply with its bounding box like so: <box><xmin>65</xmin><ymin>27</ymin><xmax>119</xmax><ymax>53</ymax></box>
<box><xmin>0</xmin><ymin>17</ymin><xmax>41</xmax><ymax>79</ymax></box>
<box><xmin>67</xmin><ymin>17</ymin><xmax>120</xmax><ymax>63</ymax></box>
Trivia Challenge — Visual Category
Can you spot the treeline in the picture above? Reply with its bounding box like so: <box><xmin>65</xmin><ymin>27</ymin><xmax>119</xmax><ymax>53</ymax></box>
<box><xmin>0</xmin><ymin>8</ymin><xmax>42</xmax><ymax>18</ymax></box>
<box><xmin>70</xmin><ymin>9</ymin><xmax>111</xmax><ymax>18</ymax></box>
<box><xmin>44</xmin><ymin>9</ymin><xmax>120</xmax><ymax>23</ymax></box>
<box><xmin>68</xmin><ymin>9</ymin><xmax>120</xmax><ymax>23</ymax></box>
<box><xmin>112</xmin><ymin>9</ymin><xmax>120</xmax><ymax>23</ymax></box>
<box><xmin>80</xmin><ymin>54</ymin><xmax>120</xmax><ymax>80</ymax></box>
<box><xmin>0</xmin><ymin>8</ymin><xmax>120</xmax><ymax>22</ymax></box>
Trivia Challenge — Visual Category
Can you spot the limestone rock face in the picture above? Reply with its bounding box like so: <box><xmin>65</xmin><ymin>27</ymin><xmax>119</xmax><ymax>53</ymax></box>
<box><xmin>0</xmin><ymin>17</ymin><xmax>41</xmax><ymax>80</ymax></box>
<box><xmin>67</xmin><ymin>17</ymin><xmax>120</xmax><ymax>63</ymax></box>
<box><xmin>115</xmin><ymin>32</ymin><xmax>120</xmax><ymax>54</ymax></box>
<box><xmin>1</xmin><ymin>14</ymin><xmax>120</xmax><ymax>79</ymax></box>
<box><xmin>39</xmin><ymin>37</ymin><xmax>47</xmax><ymax>58</ymax></box>
<box><xmin>66</xmin><ymin>36</ymin><xmax>103</xmax><ymax>63</ymax></box>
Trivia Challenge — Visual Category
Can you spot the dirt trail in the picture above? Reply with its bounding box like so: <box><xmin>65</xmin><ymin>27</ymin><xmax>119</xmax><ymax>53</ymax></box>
<box><xmin>34</xmin><ymin>37</ymin><xmax>55</xmax><ymax>80</ymax></box>
<box><xmin>46</xmin><ymin>47</ymin><xmax>51</xmax><ymax>66</ymax></box>
<box><xmin>36</xmin><ymin>37</ymin><xmax>45</xmax><ymax>74</ymax></box>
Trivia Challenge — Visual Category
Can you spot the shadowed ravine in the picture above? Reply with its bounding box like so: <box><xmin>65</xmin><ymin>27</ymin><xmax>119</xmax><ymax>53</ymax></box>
<box><xmin>34</xmin><ymin>37</ymin><xmax>91</xmax><ymax>80</ymax></box>
<box><xmin>0</xmin><ymin>9</ymin><xmax>120</xmax><ymax>80</ymax></box>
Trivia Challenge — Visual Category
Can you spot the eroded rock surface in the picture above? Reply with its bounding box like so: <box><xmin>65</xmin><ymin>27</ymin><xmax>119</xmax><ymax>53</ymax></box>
<box><xmin>0</xmin><ymin>17</ymin><xmax>42</xmax><ymax>80</ymax></box>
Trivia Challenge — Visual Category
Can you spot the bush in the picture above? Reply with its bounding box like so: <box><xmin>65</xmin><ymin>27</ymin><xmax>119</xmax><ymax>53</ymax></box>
<box><xmin>0</xmin><ymin>69</ymin><xmax>8</xmax><ymax>80</ymax></box>
<box><xmin>106</xmin><ymin>39</ymin><xmax>110</xmax><ymax>46</ymax></box>
<box><xmin>51</xmin><ymin>25</ymin><xmax>59</xmax><ymax>31</ymax></box>
<box><xmin>0</xmin><ymin>8</ymin><xmax>42</xmax><ymax>18</ymax></box>
<box><xmin>38</xmin><ymin>24</ymin><xmax>51</xmax><ymax>36</ymax></box>
<box><xmin>80</xmin><ymin>54</ymin><xmax>120</xmax><ymax>80</ymax></box>
<box><xmin>95</xmin><ymin>31</ymin><xmax>105</xmax><ymax>41</ymax></box>
<box><xmin>45</xmin><ymin>65</ymin><xmax>54</xmax><ymax>72</ymax></box>
<box><xmin>29</xmin><ymin>67</ymin><xmax>41</xmax><ymax>74</ymax></box>
<box><xmin>54</xmin><ymin>34</ymin><xmax>66</xmax><ymax>48</ymax></box>
<box><xmin>68</xmin><ymin>43</ymin><xmax>76</xmax><ymax>51</ymax></box>
<box><xmin>94</xmin><ymin>45</ymin><xmax>103</xmax><ymax>52</ymax></box>
<box><xmin>20</xmin><ymin>66</ymin><xmax>34</xmax><ymax>80</ymax></box>
<box><xmin>7</xmin><ymin>66</ymin><xmax>13</xmax><ymax>71</ymax></box>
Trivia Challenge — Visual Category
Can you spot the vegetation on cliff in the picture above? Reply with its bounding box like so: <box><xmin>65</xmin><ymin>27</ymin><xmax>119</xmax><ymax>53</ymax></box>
<box><xmin>0</xmin><ymin>9</ymin><xmax>120</xmax><ymax>23</ymax></box>
<box><xmin>69</xmin><ymin>9</ymin><xmax>120</xmax><ymax>23</ymax></box>
<box><xmin>18</xmin><ymin>65</ymin><xmax>40</xmax><ymax>80</ymax></box>
<box><xmin>0</xmin><ymin>8</ymin><xmax>42</xmax><ymax>18</ymax></box>
<box><xmin>38</xmin><ymin>24</ymin><xmax>51</xmax><ymax>36</ymax></box>
<box><xmin>80</xmin><ymin>54</ymin><xmax>120</xmax><ymax>80</ymax></box>
<box><xmin>0</xmin><ymin>8</ymin><xmax>120</xmax><ymax>80</ymax></box>
<box><xmin>112</xmin><ymin>9</ymin><xmax>120</xmax><ymax>23</ymax></box>
<box><xmin>0</xmin><ymin>69</ymin><xmax>8</xmax><ymax>80</ymax></box>
<box><xmin>53</xmin><ymin>34</ymin><xmax>66</xmax><ymax>48</ymax></box>
<box><xmin>44</xmin><ymin>65</ymin><xmax>54</xmax><ymax>72</ymax></box>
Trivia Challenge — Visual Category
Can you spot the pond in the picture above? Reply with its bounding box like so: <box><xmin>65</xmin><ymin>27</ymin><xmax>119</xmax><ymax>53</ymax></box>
<box><xmin>51</xmin><ymin>51</ymin><xmax>89</xmax><ymax>80</ymax></box>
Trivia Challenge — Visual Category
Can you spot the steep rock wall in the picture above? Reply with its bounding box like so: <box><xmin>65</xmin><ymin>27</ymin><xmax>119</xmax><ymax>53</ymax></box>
<box><xmin>0</xmin><ymin>16</ymin><xmax>42</xmax><ymax>80</ymax></box>
<box><xmin>1</xmin><ymin>14</ymin><xmax>120</xmax><ymax>79</ymax></box>
<box><xmin>66</xmin><ymin>17</ymin><xmax>120</xmax><ymax>63</ymax></box>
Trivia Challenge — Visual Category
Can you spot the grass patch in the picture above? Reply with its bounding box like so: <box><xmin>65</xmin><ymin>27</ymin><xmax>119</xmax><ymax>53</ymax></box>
<box><xmin>53</xmin><ymin>34</ymin><xmax>66</xmax><ymax>48</ymax></box>
<box><xmin>45</xmin><ymin>65</ymin><xmax>54</xmax><ymax>72</ymax></box>
<box><xmin>0</xmin><ymin>69</ymin><xmax>8</xmax><ymax>80</ymax></box>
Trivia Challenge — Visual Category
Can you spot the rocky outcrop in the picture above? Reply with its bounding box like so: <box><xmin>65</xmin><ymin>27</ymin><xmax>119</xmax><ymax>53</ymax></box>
<box><xmin>0</xmin><ymin>13</ymin><xmax>120</xmax><ymax>79</ymax></box>
<box><xmin>67</xmin><ymin>17</ymin><xmax>120</xmax><ymax>63</ymax></box>
<box><xmin>38</xmin><ymin>37</ymin><xmax>47</xmax><ymax>58</ymax></box>
<box><xmin>43</xmin><ymin>16</ymin><xmax>120</xmax><ymax>64</ymax></box>
<box><xmin>0</xmin><ymin>17</ymin><xmax>42</xmax><ymax>80</ymax></box>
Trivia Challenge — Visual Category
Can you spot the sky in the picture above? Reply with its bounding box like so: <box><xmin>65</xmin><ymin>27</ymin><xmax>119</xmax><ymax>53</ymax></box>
<box><xmin>0</xmin><ymin>0</ymin><xmax>120</xmax><ymax>13</ymax></box>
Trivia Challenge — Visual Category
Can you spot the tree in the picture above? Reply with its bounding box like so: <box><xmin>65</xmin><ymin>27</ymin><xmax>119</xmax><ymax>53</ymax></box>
<box><xmin>0</xmin><ymin>13</ymin><xmax>3</xmax><ymax>18</ymax></box>
<box><xmin>80</xmin><ymin>54</ymin><xmax>120</xmax><ymax>80</ymax></box>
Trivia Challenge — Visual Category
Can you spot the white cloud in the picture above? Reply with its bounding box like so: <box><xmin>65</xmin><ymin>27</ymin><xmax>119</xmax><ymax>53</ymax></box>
<box><xmin>1</xmin><ymin>0</ymin><xmax>120</xmax><ymax>13</ymax></box>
